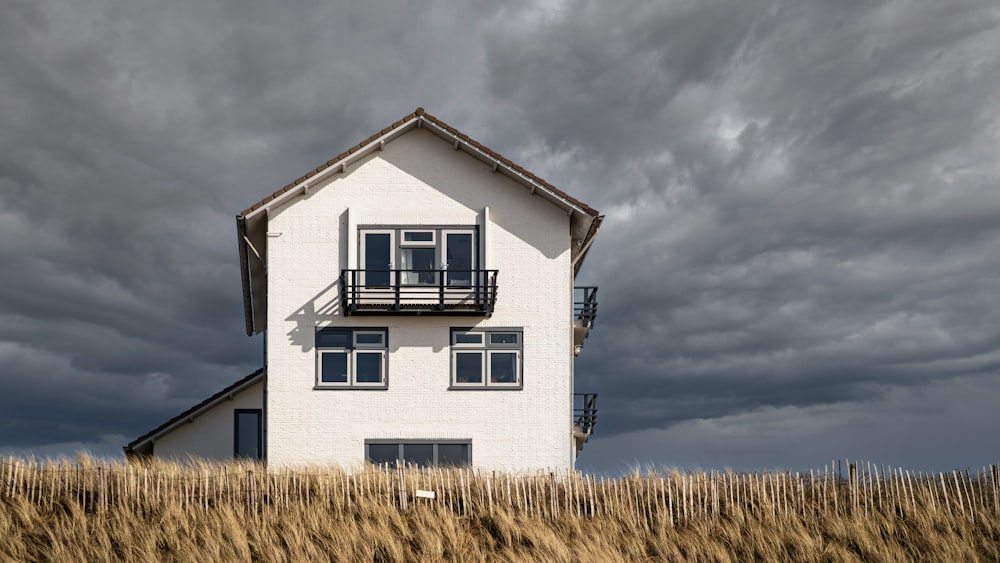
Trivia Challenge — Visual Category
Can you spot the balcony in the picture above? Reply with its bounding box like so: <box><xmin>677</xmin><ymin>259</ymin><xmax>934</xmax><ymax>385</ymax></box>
<box><xmin>340</xmin><ymin>269</ymin><xmax>498</xmax><ymax>316</ymax></box>
<box><xmin>573</xmin><ymin>393</ymin><xmax>598</xmax><ymax>454</ymax></box>
<box><xmin>573</xmin><ymin>286</ymin><xmax>598</xmax><ymax>355</ymax></box>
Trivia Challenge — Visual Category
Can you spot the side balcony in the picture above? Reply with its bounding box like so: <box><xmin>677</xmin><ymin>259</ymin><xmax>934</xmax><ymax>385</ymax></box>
<box><xmin>340</xmin><ymin>269</ymin><xmax>498</xmax><ymax>316</ymax></box>
<box><xmin>573</xmin><ymin>393</ymin><xmax>598</xmax><ymax>454</ymax></box>
<box><xmin>573</xmin><ymin>286</ymin><xmax>598</xmax><ymax>355</ymax></box>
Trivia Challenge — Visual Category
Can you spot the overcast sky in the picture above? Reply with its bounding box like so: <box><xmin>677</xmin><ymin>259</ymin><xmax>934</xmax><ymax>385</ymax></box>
<box><xmin>1</xmin><ymin>0</ymin><xmax>999</xmax><ymax>474</ymax></box>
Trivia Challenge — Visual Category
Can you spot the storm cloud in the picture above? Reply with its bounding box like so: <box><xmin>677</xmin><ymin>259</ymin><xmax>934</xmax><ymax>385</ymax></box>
<box><xmin>1</xmin><ymin>0</ymin><xmax>999</xmax><ymax>473</ymax></box>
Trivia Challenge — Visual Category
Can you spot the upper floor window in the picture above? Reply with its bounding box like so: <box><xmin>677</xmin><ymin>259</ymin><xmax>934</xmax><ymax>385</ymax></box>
<box><xmin>450</xmin><ymin>328</ymin><xmax>522</xmax><ymax>389</ymax></box>
<box><xmin>359</xmin><ymin>226</ymin><xmax>477</xmax><ymax>287</ymax></box>
<box><xmin>316</xmin><ymin>327</ymin><xmax>388</xmax><ymax>389</ymax></box>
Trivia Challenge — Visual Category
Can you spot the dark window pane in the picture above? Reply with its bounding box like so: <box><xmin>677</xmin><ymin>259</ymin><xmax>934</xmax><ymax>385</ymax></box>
<box><xmin>321</xmin><ymin>352</ymin><xmax>348</xmax><ymax>383</ymax></box>
<box><xmin>455</xmin><ymin>352</ymin><xmax>482</xmax><ymax>383</ymax></box>
<box><xmin>355</xmin><ymin>352</ymin><xmax>383</xmax><ymax>383</ymax></box>
<box><xmin>455</xmin><ymin>333</ymin><xmax>482</xmax><ymax>344</ymax></box>
<box><xmin>437</xmin><ymin>444</ymin><xmax>469</xmax><ymax>466</ymax></box>
<box><xmin>368</xmin><ymin>443</ymin><xmax>399</xmax><ymax>466</ymax></box>
<box><xmin>364</xmin><ymin>233</ymin><xmax>391</xmax><ymax>286</ymax></box>
<box><xmin>404</xmin><ymin>231</ymin><xmax>434</xmax><ymax>242</ymax></box>
<box><xmin>490</xmin><ymin>352</ymin><xmax>518</xmax><ymax>383</ymax></box>
<box><xmin>446</xmin><ymin>233</ymin><xmax>473</xmax><ymax>286</ymax></box>
<box><xmin>402</xmin><ymin>248</ymin><xmax>437</xmax><ymax>285</ymax></box>
<box><xmin>235</xmin><ymin>412</ymin><xmax>260</xmax><ymax>459</ymax></box>
<box><xmin>355</xmin><ymin>332</ymin><xmax>384</xmax><ymax>346</ymax></box>
<box><xmin>316</xmin><ymin>330</ymin><xmax>350</xmax><ymax>348</ymax></box>
<box><xmin>403</xmin><ymin>444</ymin><xmax>434</xmax><ymax>467</ymax></box>
<box><xmin>490</xmin><ymin>333</ymin><xmax>518</xmax><ymax>345</ymax></box>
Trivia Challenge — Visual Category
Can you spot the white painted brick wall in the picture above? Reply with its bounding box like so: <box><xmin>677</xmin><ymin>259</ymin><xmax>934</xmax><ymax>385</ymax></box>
<box><xmin>266</xmin><ymin>129</ymin><xmax>574</xmax><ymax>472</ymax></box>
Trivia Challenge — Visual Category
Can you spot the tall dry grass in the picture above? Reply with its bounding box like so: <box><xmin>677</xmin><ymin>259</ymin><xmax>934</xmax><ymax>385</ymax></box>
<box><xmin>1</xmin><ymin>457</ymin><xmax>998</xmax><ymax>561</ymax></box>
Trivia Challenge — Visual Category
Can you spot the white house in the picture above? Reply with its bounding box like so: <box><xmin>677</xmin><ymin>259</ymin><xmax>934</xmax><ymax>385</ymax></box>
<box><xmin>125</xmin><ymin>108</ymin><xmax>603</xmax><ymax>471</ymax></box>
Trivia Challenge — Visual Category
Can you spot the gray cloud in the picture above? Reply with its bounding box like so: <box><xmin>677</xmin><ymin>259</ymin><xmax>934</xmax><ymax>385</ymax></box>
<box><xmin>1</xmin><ymin>0</ymin><xmax>998</xmax><ymax>472</ymax></box>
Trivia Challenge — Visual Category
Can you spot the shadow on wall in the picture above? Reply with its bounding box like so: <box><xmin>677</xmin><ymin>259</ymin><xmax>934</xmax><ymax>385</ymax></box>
<box><xmin>283</xmin><ymin>207</ymin><xmax>350</xmax><ymax>352</ymax></box>
<box><xmin>285</xmin><ymin>280</ymin><xmax>340</xmax><ymax>352</ymax></box>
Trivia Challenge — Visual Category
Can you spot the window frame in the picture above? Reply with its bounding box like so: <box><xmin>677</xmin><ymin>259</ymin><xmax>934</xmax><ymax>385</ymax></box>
<box><xmin>449</xmin><ymin>328</ymin><xmax>523</xmax><ymax>390</ymax></box>
<box><xmin>358</xmin><ymin>225</ymin><xmax>478</xmax><ymax>287</ymax></box>
<box><xmin>233</xmin><ymin>409</ymin><xmax>262</xmax><ymax>460</ymax></box>
<box><xmin>359</xmin><ymin>229</ymin><xmax>395</xmax><ymax>288</ymax></box>
<box><xmin>315</xmin><ymin>327</ymin><xmax>389</xmax><ymax>389</ymax></box>
<box><xmin>400</xmin><ymin>229</ymin><xmax>437</xmax><ymax>247</ymax></box>
<box><xmin>364</xmin><ymin>439</ymin><xmax>472</xmax><ymax>468</ymax></box>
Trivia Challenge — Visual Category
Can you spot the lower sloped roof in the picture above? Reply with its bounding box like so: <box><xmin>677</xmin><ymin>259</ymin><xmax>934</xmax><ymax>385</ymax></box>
<box><xmin>123</xmin><ymin>368</ymin><xmax>264</xmax><ymax>457</ymax></box>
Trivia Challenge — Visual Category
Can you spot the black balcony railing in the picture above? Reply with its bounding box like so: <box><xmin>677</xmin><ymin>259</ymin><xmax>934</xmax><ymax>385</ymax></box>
<box><xmin>340</xmin><ymin>269</ymin><xmax>498</xmax><ymax>316</ymax></box>
<box><xmin>574</xmin><ymin>286</ymin><xmax>598</xmax><ymax>328</ymax></box>
<box><xmin>574</xmin><ymin>393</ymin><xmax>598</xmax><ymax>437</ymax></box>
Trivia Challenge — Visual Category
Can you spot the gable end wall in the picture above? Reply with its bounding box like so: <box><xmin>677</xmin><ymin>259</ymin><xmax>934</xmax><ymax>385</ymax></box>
<box><xmin>266</xmin><ymin>129</ymin><xmax>574</xmax><ymax>471</ymax></box>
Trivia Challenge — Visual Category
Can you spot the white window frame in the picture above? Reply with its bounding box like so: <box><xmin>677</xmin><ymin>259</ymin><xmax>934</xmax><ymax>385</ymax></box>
<box><xmin>358</xmin><ymin>226</ymin><xmax>478</xmax><ymax>286</ymax></box>
<box><xmin>449</xmin><ymin>328</ymin><xmax>523</xmax><ymax>389</ymax></box>
<box><xmin>400</xmin><ymin>229</ymin><xmax>437</xmax><ymax>247</ymax></box>
<box><xmin>316</xmin><ymin>327</ymin><xmax>388</xmax><ymax>389</ymax></box>
<box><xmin>399</xmin><ymin>231</ymin><xmax>439</xmax><ymax>286</ymax></box>
<box><xmin>451</xmin><ymin>348</ymin><xmax>486</xmax><ymax>387</ymax></box>
<box><xmin>487</xmin><ymin>349</ymin><xmax>521</xmax><ymax>386</ymax></box>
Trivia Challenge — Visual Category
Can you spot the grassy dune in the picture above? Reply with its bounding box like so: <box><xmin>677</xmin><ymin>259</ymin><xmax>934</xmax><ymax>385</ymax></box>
<box><xmin>1</xmin><ymin>457</ymin><xmax>998</xmax><ymax>561</ymax></box>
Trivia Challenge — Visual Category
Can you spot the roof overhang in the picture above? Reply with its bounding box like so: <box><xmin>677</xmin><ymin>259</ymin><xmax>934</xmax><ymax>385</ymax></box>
<box><xmin>236</xmin><ymin>108</ymin><xmax>603</xmax><ymax>336</ymax></box>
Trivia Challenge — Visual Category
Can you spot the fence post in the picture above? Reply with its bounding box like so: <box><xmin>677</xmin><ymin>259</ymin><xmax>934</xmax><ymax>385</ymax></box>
<box><xmin>397</xmin><ymin>465</ymin><xmax>407</xmax><ymax>511</ymax></box>
<box><xmin>98</xmin><ymin>466</ymin><xmax>106</xmax><ymax>514</ymax></box>
<box><xmin>244</xmin><ymin>470</ymin><xmax>250</xmax><ymax>514</ymax></box>
<box><xmin>992</xmin><ymin>464</ymin><xmax>999</xmax><ymax>513</ymax></box>
<box><xmin>849</xmin><ymin>463</ymin><xmax>858</xmax><ymax>517</ymax></box>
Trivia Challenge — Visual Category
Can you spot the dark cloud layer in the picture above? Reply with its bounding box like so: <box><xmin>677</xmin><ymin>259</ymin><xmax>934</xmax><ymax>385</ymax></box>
<box><xmin>2</xmin><ymin>0</ymin><xmax>998</xmax><ymax>473</ymax></box>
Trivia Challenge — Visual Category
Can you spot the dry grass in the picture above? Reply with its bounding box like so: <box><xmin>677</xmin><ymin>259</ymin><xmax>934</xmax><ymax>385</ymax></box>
<box><xmin>1</xmin><ymin>457</ymin><xmax>998</xmax><ymax>561</ymax></box>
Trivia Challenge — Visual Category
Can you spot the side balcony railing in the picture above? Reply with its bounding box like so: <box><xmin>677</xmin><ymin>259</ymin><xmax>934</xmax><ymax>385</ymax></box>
<box><xmin>573</xmin><ymin>393</ymin><xmax>598</xmax><ymax>453</ymax></box>
<box><xmin>573</xmin><ymin>286</ymin><xmax>598</xmax><ymax>355</ymax></box>
<box><xmin>340</xmin><ymin>269</ymin><xmax>498</xmax><ymax>316</ymax></box>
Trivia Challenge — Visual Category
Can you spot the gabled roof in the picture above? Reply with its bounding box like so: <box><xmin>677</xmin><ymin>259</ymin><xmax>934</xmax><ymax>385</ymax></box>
<box><xmin>123</xmin><ymin>368</ymin><xmax>264</xmax><ymax>457</ymax></box>
<box><xmin>236</xmin><ymin>107</ymin><xmax>603</xmax><ymax>336</ymax></box>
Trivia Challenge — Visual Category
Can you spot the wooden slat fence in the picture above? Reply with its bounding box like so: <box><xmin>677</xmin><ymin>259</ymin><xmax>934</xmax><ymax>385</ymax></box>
<box><xmin>1</xmin><ymin>458</ymin><xmax>997</xmax><ymax>526</ymax></box>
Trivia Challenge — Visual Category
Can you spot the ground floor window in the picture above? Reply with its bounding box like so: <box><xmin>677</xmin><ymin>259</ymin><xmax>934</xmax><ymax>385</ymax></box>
<box><xmin>234</xmin><ymin>409</ymin><xmax>262</xmax><ymax>459</ymax></box>
<box><xmin>365</xmin><ymin>440</ymin><xmax>470</xmax><ymax>468</ymax></box>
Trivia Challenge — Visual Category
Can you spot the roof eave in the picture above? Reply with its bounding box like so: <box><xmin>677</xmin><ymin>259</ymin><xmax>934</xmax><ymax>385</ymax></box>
<box><xmin>237</xmin><ymin>216</ymin><xmax>255</xmax><ymax>336</ymax></box>
<box><xmin>238</xmin><ymin>112</ymin><xmax>600</xmax><ymax>223</ymax></box>
<box><xmin>573</xmin><ymin>214</ymin><xmax>604</xmax><ymax>275</ymax></box>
